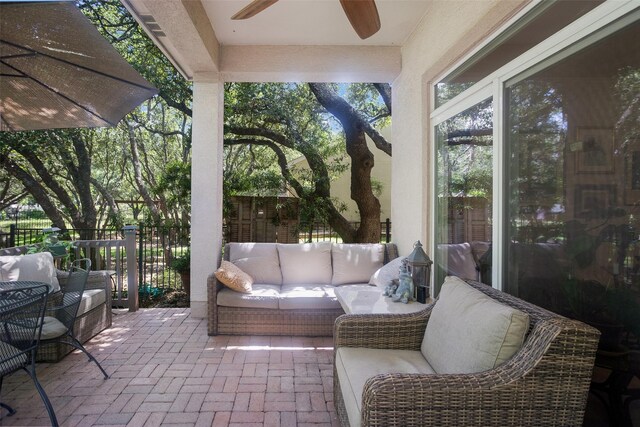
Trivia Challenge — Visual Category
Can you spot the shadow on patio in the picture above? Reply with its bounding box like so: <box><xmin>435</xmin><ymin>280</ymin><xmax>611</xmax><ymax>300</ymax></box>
<box><xmin>0</xmin><ymin>308</ymin><xmax>337</xmax><ymax>427</ymax></box>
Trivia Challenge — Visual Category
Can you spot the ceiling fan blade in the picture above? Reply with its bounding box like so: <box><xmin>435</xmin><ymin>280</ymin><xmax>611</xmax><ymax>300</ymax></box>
<box><xmin>231</xmin><ymin>0</ymin><xmax>279</xmax><ymax>20</ymax></box>
<box><xmin>339</xmin><ymin>0</ymin><xmax>381</xmax><ymax>39</ymax></box>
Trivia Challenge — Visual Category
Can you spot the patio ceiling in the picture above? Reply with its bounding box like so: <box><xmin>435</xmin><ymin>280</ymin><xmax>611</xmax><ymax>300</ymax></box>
<box><xmin>121</xmin><ymin>0</ymin><xmax>432</xmax><ymax>82</ymax></box>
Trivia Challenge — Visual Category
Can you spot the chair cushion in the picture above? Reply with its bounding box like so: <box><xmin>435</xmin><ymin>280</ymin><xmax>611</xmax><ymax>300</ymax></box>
<box><xmin>336</xmin><ymin>347</ymin><xmax>436</xmax><ymax>427</ymax></box>
<box><xmin>277</xmin><ymin>243</ymin><xmax>332</xmax><ymax>285</ymax></box>
<box><xmin>217</xmin><ymin>284</ymin><xmax>280</xmax><ymax>309</ymax></box>
<box><xmin>436</xmin><ymin>242</ymin><xmax>478</xmax><ymax>280</ymax></box>
<box><xmin>215</xmin><ymin>260</ymin><xmax>253</xmax><ymax>293</ymax></box>
<box><xmin>39</xmin><ymin>316</ymin><xmax>69</xmax><ymax>340</ymax></box>
<box><xmin>331</xmin><ymin>244</ymin><xmax>384</xmax><ymax>285</ymax></box>
<box><xmin>368</xmin><ymin>256</ymin><xmax>404</xmax><ymax>288</ymax></box>
<box><xmin>0</xmin><ymin>252</ymin><xmax>60</xmax><ymax>292</ymax></box>
<box><xmin>278</xmin><ymin>284</ymin><xmax>342</xmax><ymax>310</ymax></box>
<box><xmin>78</xmin><ymin>289</ymin><xmax>106</xmax><ymax>316</ymax></box>
<box><xmin>228</xmin><ymin>243</ymin><xmax>282</xmax><ymax>285</ymax></box>
<box><xmin>421</xmin><ymin>276</ymin><xmax>529</xmax><ymax>374</ymax></box>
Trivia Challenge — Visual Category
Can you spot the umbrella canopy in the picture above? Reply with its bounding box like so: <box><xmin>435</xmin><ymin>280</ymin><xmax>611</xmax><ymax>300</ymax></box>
<box><xmin>0</xmin><ymin>1</ymin><xmax>158</xmax><ymax>131</ymax></box>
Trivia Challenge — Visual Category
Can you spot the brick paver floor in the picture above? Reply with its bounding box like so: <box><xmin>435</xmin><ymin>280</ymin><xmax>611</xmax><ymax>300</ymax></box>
<box><xmin>0</xmin><ymin>308</ymin><xmax>338</xmax><ymax>427</ymax></box>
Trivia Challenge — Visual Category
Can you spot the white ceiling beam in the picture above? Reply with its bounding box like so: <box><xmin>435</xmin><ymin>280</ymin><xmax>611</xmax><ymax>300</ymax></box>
<box><xmin>122</xmin><ymin>0</ymin><xmax>220</xmax><ymax>80</ymax></box>
<box><xmin>220</xmin><ymin>45</ymin><xmax>401</xmax><ymax>83</ymax></box>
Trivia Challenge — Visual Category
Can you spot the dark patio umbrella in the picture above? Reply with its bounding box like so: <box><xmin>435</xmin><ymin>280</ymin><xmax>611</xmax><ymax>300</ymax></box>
<box><xmin>0</xmin><ymin>1</ymin><xmax>158</xmax><ymax>131</ymax></box>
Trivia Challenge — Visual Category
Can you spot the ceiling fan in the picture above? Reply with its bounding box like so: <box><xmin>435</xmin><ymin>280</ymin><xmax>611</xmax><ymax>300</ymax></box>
<box><xmin>231</xmin><ymin>0</ymin><xmax>381</xmax><ymax>40</ymax></box>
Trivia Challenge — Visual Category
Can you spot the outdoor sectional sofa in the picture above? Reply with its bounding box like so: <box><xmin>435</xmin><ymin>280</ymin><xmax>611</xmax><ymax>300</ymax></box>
<box><xmin>207</xmin><ymin>242</ymin><xmax>398</xmax><ymax>336</ymax></box>
<box><xmin>0</xmin><ymin>249</ymin><xmax>112</xmax><ymax>362</ymax></box>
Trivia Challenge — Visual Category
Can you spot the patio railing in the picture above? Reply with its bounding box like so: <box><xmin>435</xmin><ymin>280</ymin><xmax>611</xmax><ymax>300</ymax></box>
<box><xmin>71</xmin><ymin>226</ymin><xmax>138</xmax><ymax>310</ymax></box>
<box><xmin>0</xmin><ymin>226</ymin><xmax>140</xmax><ymax>312</ymax></box>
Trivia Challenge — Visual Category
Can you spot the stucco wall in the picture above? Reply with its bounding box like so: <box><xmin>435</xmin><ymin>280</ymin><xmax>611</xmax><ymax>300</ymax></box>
<box><xmin>391</xmin><ymin>0</ymin><xmax>528</xmax><ymax>256</ymax></box>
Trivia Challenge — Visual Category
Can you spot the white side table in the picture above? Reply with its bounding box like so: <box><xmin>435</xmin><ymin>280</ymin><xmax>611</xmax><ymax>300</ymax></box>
<box><xmin>334</xmin><ymin>285</ymin><xmax>431</xmax><ymax>314</ymax></box>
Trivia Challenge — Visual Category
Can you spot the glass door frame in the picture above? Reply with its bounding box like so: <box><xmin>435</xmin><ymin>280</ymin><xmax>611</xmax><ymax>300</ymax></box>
<box><xmin>430</xmin><ymin>0</ymin><xmax>640</xmax><ymax>291</ymax></box>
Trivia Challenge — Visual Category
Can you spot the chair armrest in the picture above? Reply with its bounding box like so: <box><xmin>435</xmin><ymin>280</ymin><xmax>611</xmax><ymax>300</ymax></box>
<box><xmin>334</xmin><ymin>306</ymin><xmax>433</xmax><ymax>351</ymax></box>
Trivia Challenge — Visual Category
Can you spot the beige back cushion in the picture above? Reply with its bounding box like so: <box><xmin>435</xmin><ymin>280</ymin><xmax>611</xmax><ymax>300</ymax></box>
<box><xmin>331</xmin><ymin>243</ymin><xmax>384</xmax><ymax>285</ymax></box>
<box><xmin>0</xmin><ymin>252</ymin><xmax>60</xmax><ymax>292</ymax></box>
<box><xmin>421</xmin><ymin>276</ymin><xmax>529</xmax><ymax>374</ymax></box>
<box><xmin>277</xmin><ymin>242</ymin><xmax>332</xmax><ymax>285</ymax></box>
<box><xmin>228</xmin><ymin>243</ymin><xmax>282</xmax><ymax>285</ymax></box>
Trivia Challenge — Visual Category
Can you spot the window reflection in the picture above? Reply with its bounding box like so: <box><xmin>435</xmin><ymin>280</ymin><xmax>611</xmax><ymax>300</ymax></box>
<box><xmin>504</xmin><ymin>20</ymin><xmax>640</xmax><ymax>352</ymax></box>
<box><xmin>435</xmin><ymin>99</ymin><xmax>493</xmax><ymax>295</ymax></box>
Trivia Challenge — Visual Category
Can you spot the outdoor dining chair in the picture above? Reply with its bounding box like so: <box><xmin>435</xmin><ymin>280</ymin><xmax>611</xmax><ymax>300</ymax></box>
<box><xmin>0</xmin><ymin>283</ymin><xmax>57</xmax><ymax>426</ymax></box>
<box><xmin>39</xmin><ymin>259</ymin><xmax>109</xmax><ymax>379</ymax></box>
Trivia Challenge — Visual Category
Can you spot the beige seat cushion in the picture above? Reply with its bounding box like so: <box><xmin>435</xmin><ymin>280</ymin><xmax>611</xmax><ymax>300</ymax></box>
<box><xmin>78</xmin><ymin>289</ymin><xmax>106</xmax><ymax>315</ymax></box>
<box><xmin>336</xmin><ymin>347</ymin><xmax>436</xmax><ymax>427</ymax></box>
<box><xmin>422</xmin><ymin>276</ymin><xmax>530</xmax><ymax>374</ymax></box>
<box><xmin>277</xmin><ymin>243</ymin><xmax>332</xmax><ymax>285</ymax></box>
<box><xmin>228</xmin><ymin>243</ymin><xmax>282</xmax><ymax>285</ymax></box>
<box><xmin>0</xmin><ymin>252</ymin><xmax>60</xmax><ymax>292</ymax></box>
<box><xmin>278</xmin><ymin>284</ymin><xmax>342</xmax><ymax>310</ymax></box>
<box><xmin>39</xmin><ymin>316</ymin><xmax>70</xmax><ymax>340</ymax></box>
<box><xmin>217</xmin><ymin>284</ymin><xmax>280</xmax><ymax>309</ymax></box>
<box><xmin>331</xmin><ymin>244</ymin><xmax>384</xmax><ymax>285</ymax></box>
<box><xmin>215</xmin><ymin>260</ymin><xmax>253</xmax><ymax>293</ymax></box>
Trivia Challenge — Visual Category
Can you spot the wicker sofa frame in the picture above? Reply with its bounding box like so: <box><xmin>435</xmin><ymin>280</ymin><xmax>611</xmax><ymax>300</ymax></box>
<box><xmin>208</xmin><ymin>243</ymin><xmax>398</xmax><ymax>336</ymax></box>
<box><xmin>333</xmin><ymin>279</ymin><xmax>600</xmax><ymax>427</ymax></box>
<box><xmin>37</xmin><ymin>269</ymin><xmax>112</xmax><ymax>362</ymax></box>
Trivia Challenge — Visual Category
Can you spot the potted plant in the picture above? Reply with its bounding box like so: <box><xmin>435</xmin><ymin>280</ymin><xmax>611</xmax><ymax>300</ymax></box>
<box><xmin>170</xmin><ymin>250</ymin><xmax>190</xmax><ymax>295</ymax></box>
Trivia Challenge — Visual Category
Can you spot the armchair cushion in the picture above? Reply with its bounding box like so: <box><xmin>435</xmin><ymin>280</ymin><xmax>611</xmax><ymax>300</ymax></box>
<box><xmin>39</xmin><ymin>316</ymin><xmax>69</xmax><ymax>340</ymax></box>
<box><xmin>421</xmin><ymin>276</ymin><xmax>529</xmax><ymax>374</ymax></box>
<box><xmin>277</xmin><ymin>242</ymin><xmax>332</xmax><ymax>285</ymax></box>
<box><xmin>78</xmin><ymin>289</ymin><xmax>106</xmax><ymax>315</ymax></box>
<box><xmin>336</xmin><ymin>347</ymin><xmax>436</xmax><ymax>427</ymax></box>
<box><xmin>228</xmin><ymin>243</ymin><xmax>282</xmax><ymax>285</ymax></box>
<box><xmin>0</xmin><ymin>252</ymin><xmax>60</xmax><ymax>292</ymax></box>
<box><xmin>331</xmin><ymin>244</ymin><xmax>384</xmax><ymax>285</ymax></box>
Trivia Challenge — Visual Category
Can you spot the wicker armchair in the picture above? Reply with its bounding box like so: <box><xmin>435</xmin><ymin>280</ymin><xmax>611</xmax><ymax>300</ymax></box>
<box><xmin>37</xmin><ymin>268</ymin><xmax>112</xmax><ymax>362</ymax></box>
<box><xmin>333</xmin><ymin>279</ymin><xmax>600</xmax><ymax>427</ymax></box>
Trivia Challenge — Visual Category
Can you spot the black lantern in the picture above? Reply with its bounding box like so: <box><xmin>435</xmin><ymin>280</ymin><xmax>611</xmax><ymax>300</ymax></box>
<box><xmin>406</xmin><ymin>241</ymin><xmax>432</xmax><ymax>303</ymax></box>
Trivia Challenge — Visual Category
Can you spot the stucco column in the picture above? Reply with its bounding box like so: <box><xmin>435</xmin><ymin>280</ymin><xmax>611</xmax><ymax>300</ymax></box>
<box><xmin>190</xmin><ymin>76</ymin><xmax>223</xmax><ymax>318</ymax></box>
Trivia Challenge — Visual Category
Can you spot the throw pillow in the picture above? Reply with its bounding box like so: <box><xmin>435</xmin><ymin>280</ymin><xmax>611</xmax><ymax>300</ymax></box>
<box><xmin>0</xmin><ymin>252</ymin><xmax>60</xmax><ymax>292</ymax></box>
<box><xmin>368</xmin><ymin>256</ymin><xmax>405</xmax><ymax>288</ymax></box>
<box><xmin>215</xmin><ymin>260</ymin><xmax>254</xmax><ymax>293</ymax></box>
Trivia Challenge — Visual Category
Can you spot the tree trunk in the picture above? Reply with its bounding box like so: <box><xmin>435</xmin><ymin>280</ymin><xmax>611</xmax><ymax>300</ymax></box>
<box><xmin>309</xmin><ymin>83</ymin><xmax>382</xmax><ymax>243</ymax></box>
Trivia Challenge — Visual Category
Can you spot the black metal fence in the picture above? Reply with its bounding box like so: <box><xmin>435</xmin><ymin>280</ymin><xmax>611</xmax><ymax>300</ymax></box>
<box><xmin>137</xmin><ymin>224</ymin><xmax>190</xmax><ymax>305</ymax></box>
